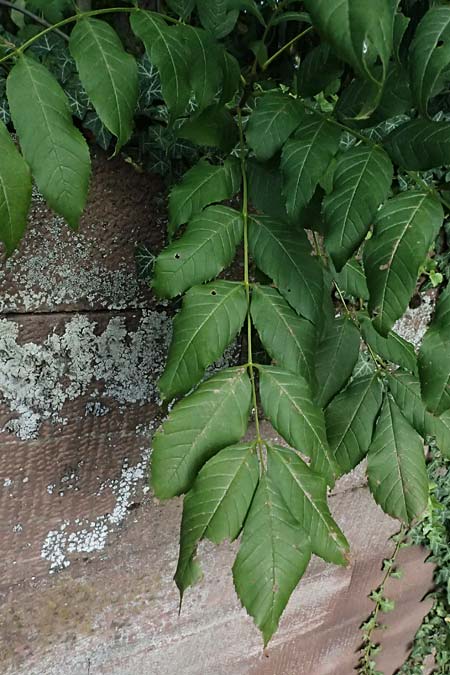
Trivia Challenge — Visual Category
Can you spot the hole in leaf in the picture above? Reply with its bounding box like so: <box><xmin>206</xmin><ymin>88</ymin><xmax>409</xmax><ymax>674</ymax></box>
<box><xmin>211</xmin><ymin>290</ymin><xmax>217</xmax><ymax>295</ymax></box>
<box><xmin>174</xmin><ymin>253</ymin><xmax>180</xmax><ymax>259</ymax></box>
<box><xmin>437</xmin><ymin>40</ymin><xmax>445</xmax><ymax>47</ymax></box>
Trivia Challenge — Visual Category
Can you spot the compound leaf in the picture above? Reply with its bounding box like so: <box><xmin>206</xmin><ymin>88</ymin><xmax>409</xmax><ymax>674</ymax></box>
<box><xmin>324</xmin><ymin>144</ymin><xmax>393</xmax><ymax>271</ymax></box>
<box><xmin>175</xmin><ymin>442</ymin><xmax>259</xmax><ymax>598</ymax></box>
<box><xmin>367</xmin><ymin>395</ymin><xmax>428</xmax><ymax>524</ymax></box>
<box><xmin>153</xmin><ymin>205</ymin><xmax>243</xmax><ymax>298</ymax></box>
<box><xmin>0</xmin><ymin>119</ymin><xmax>32</xmax><ymax>253</ymax></box>
<box><xmin>365</xmin><ymin>191</ymin><xmax>443</xmax><ymax>336</ymax></box>
<box><xmin>268</xmin><ymin>444</ymin><xmax>349</xmax><ymax>565</ymax></box>
<box><xmin>315</xmin><ymin>316</ymin><xmax>360</xmax><ymax>408</ymax></box>
<box><xmin>70</xmin><ymin>18</ymin><xmax>138</xmax><ymax>151</ymax></box>
<box><xmin>246</xmin><ymin>91</ymin><xmax>303</xmax><ymax>161</ymax></box>
<box><xmin>259</xmin><ymin>365</ymin><xmax>339</xmax><ymax>486</ymax></box>
<box><xmin>233</xmin><ymin>474</ymin><xmax>311</xmax><ymax>646</ymax></box>
<box><xmin>159</xmin><ymin>281</ymin><xmax>247</xmax><ymax>400</ymax></box>
<box><xmin>152</xmin><ymin>367</ymin><xmax>251</xmax><ymax>498</ymax></box>
<box><xmin>7</xmin><ymin>55</ymin><xmax>90</xmax><ymax>228</ymax></box>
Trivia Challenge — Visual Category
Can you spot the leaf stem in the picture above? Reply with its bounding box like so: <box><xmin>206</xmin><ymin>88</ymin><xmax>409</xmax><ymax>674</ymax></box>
<box><xmin>261</xmin><ymin>25</ymin><xmax>313</xmax><ymax>71</ymax></box>
<box><xmin>238</xmin><ymin>107</ymin><xmax>264</xmax><ymax>467</ymax></box>
<box><xmin>0</xmin><ymin>6</ymin><xmax>178</xmax><ymax>64</ymax></box>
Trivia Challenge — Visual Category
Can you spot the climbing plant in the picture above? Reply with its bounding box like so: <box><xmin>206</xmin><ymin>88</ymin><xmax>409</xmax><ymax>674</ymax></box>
<box><xmin>3</xmin><ymin>0</ymin><xmax>450</xmax><ymax>656</ymax></box>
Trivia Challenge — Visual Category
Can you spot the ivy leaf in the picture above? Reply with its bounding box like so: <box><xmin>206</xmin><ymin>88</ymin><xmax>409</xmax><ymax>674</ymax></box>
<box><xmin>169</xmin><ymin>158</ymin><xmax>240</xmax><ymax>236</ymax></box>
<box><xmin>419</xmin><ymin>286</ymin><xmax>450</xmax><ymax>415</ymax></box>
<box><xmin>358</xmin><ymin>313</ymin><xmax>417</xmax><ymax>373</ymax></box>
<box><xmin>324</xmin><ymin>145</ymin><xmax>393</xmax><ymax>271</ymax></box>
<box><xmin>333</xmin><ymin>258</ymin><xmax>369</xmax><ymax>301</ymax></box>
<box><xmin>246</xmin><ymin>92</ymin><xmax>303</xmax><ymax>161</ymax></box>
<box><xmin>232</xmin><ymin>474</ymin><xmax>311</xmax><ymax>647</ymax></box>
<box><xmin>165</xmin><ymin>0</ymin><xmax>196</xmax><ymax>19</ymax></box>
<box><xmin>304</xmin><ymin>0</ymin><xmax>395</xmax><ymax>114</ymax></box>
<box><xmin>251</xmin><ymin>285</ymin><xmax>316</xmax><ymax>388</ymax></box>
<box><xmin>297</xmin><ymin>43</ymin><xmax>343</xmax><ymax>98</ymax></box>
<box><xmin>258</xmin><ymin>366</ymin><xmax>339</xmax><ymax>486</ymax></box>
<box><xmin>175</xmin><ymin>443</ymin><xmax>259</xmax><ymax>598</ymax></box>
<box><xmin>131</xmin><ymin>11</ymin><xmax>190</xmax><ymax>118</ymax></box>
<box><xmin>248</xmin><ymin>215</ymin><xmax>324</xmax><ymax>325</ymax></box>
<box><xmin>325</xmin><ymin>374</ymin><xmax>383</xmax><ymax>475</ymax></box>
<box><xmin>151</xmin><ymin>367</ymin><xmax>251</xmax><ymax>498</ymax></box>
<box><xmin>365</xmin><ymin>191</ymin><xmax>443</xmax><ymax>336</ymax></box>
<box><xmin>178</xmin><ymin>104</ymin><xmax>238</xmax><ymax>151</ymax></box>
<box><xmin>7</xmin><ymin>55</ymin><xmax>90</xmax><ymax>229</ymax></box>
<box><xmin>409</xmin><ymin>6</ymin><xmax>450</xmax><ymax>116</ymax></box>
<box><xmin>153</xmin><ymin>205</ymin><xmax>243</xmax><ymax>298</ymax></box>
<box><xmin>367</xmin><ymin>395</ymin><xmax>428</xmax><ymax>524</ymax></box>
<box><xmin>0</xmin><ymin>120</ymin><xmax>32</xmax><ymax>254</ymax></box>
<box><xmin>281</xmin><ymin>112</ymin><xmax>341</xmax><ymax>221</ymax></box>
<box><xmin>384</xmin><ymin>119</ymin><xmax>450</xmax><ymax>170</ymax></box>
<box><xmin>197</xmin><ymin>0</ymin><xmax>239</xmax><ymax>39</ymax></box>
<box><xmin>159</xmin><ymin>281</ymin><xmax>247</xmax><ymax>400</ymax></box>
<box><xmin>70</xmin><ymin>19</ymin><xmax>138</xmax><ymax>152</ymax></box>
<box><xmin>267</xmin><ymin>445</ymin><xmax>349</xmax><ymax>565</ymax></box>
<box><xmin>315</xmin><ymin>317</ymin><xmax>360</xmax><ymax>408</ymax></box>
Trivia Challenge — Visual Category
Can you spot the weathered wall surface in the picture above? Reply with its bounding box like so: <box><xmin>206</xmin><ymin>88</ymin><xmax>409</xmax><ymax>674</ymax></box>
<box><xmin>0</xmin><ymin>153</ymin><xmax>434</xmax><ymax>675</ymax></box>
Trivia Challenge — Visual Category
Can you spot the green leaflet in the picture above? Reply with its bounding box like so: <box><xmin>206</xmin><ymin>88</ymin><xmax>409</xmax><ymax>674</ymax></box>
<box><xmin>367</xmin><ymin>395</ymin><xmax>429</xmax><ymax>524</ymax></box>
<box><xmin>151</xmin><ymin>367</ymin><xmax>251</xmax><ymax>498</ymax></box>
<box><xmin>232</xmin><ymin>474</ymin><xmax>311</xmax><ymax>647</ymax></box>
<box><xmin>358</xmin><ymin>313</ymin><xmax>417</xmax><ymax>373</ymax></box>
<box><xmin>181</xmin><ymin>27</ymin><xmax>223</xmax><ymax>111</ymax></box>
<box><xmin>323</xmin><ymin>144</ymin><xmax>393</xmax><ymax>271</ymax></box>
<box><xmin>384</xmin><ymin>119</ymin><xmax>450</xmax><ymax>170</ymax></box>
<box><xmin>159</xmin><ymin>281</ymin><xmax>247</xmax><ymax>401</ymax></box>
<box><xmin>409</xmin><ymin>6</ymin><xmax>450</xmax><ymax>116</ymax></box>
<box><xmin>178</xmin><ymin>104</ymin><xmax>238</xmax><ymax>151</ymax></box>
<box><xmin>131</xmin><ymin>11</ymin><xmax>190</xmax><ymax>118</ymax></box>
<box><xmin>304</xmin><ymin>0</ymin><xmax>394</xmax><ymax>114</ymax></box>
<box><xmin>434</xmin><ymin>410</ymin><xmax>450</xmax><ymax>459</ymax></box>
<box><xmin>272</xmin><ymin>11</ymin><xmax>311</xmax><ymax>27</ymax></box>
<box><xmin>219</xmin><ymin>49</ymin><xmax>240</xmax><ymax>105</ymax></box>
<box><xmin>297</xmin><ymin>43</ymin><xmax>343</xmax><ymax>98</ymax></box>
<box><xmin>152</xmin><ymin>205</ymin><xmax>243</xmax><ymax>298</ymax></box>
<box><xmin>314</xmin><ymin>316</ymin><xmax>360</xmax><ymax>408</ymax></box>
<box><xmin>168</xmin><ymin>158</ymin><xmax>240</xmax><ymax>235</ymax></box>
<box><xmin>70</xmin><ymin>18</ymin><xmax>138</xmax><ymax>152</ymax></box>
<box><xmin>197</xmin><ymin>0</ymin><xmax>239</xmax><ymax>38</ymax></box>
<box><xmin>333</xmin><ymin>258</ymin><xmax>369</xmax><ymax>301</ymax></box>
<box><xmin>248</xmin><ymin>214</ymin><xmax>323</xmax><ymax>325</ymax></box>
<box><xmin>7</xmin><ymin>55</ymin><xmax>90</xmax><ymax>229</ymax></box>
<box><xmin>281</xmin><ymin>112</ymin><xmax>341</xmax><ymax>221</ymax></box>
<box><xmin>325</xmin><ymin>374</ymin><xmax>383</xmax><ymax>475</ymax></box>
<box><xmin>175</xmin><ymin>442</ymin><xmax>259</xmax><ymax>598</ymax></box>
<box><xmin>247</xmin><ymin>158</ymin><xmax>286</xmax><ymax>219</ymax></box>
<box><xmin>246</xmin><ymin>91</ymin><xmax>303</xmax><ymax>161</ymax></box>
<box><xmin>419</xmin><ymin>286</ymin><xmax>450</xmax><ymax>415</ymax></box>
<box><xmin>251</xmin><ymin>285</ymin><xmax>316</xmax><ymax>389</ymax></box>
<box><xmin>387</xmin><ymin>371</ymin><xmax>436</xmax><ymax>440</ymax></box>
<box><xmin>165</xmin><ymin>0</ymin><xmax>196</xmax><ymax>19</ymax></box>
<box><xmin>365</xmin><ymin>191</ymin><xmax>443</xmax><ymax>336</ymax></box>
<box><xmin>0</xmin><ymin>119</ymin><xmax>32</xmax><ymax>254</ymax></box>
<box><xmin>267</xmin><ymin>445</ymin><xmax>349</xmax><ymax>565</ymax></box>
<box><xmin>258</xmin><ymin>365</ymin><xmax>339</xmax><ymax>486</ymax></box>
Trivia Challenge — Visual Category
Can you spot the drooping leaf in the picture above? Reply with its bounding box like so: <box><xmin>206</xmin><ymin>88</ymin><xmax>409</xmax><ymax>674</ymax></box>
<box><xmin>70</xmin><ymin>18</ymin><xmax>138</xmax><ymax>151</ymax></box>
<box><xmin>314</xmin><ymin>317</ymin><xmax>360</xmax><ymax>408</ymax></box>
<box><xmin>131</xmin><ymin>11</ymin><xmax>190</xmax><ymax>118</ymax></box>
<box><xmin>247</xmin><ymin>158</ymin><xmax>286</xmax><ymax>219</ymax></box>
<box><xmin>152</xmin><ymin>367</ymin><xmax>251</xmax><ymax>498</ymax></box>
<box><xmin>365</xmin><ymin>191</ymin><xmax>443</xmax><ymax>335</ymax></box>
<box><xmin>387</xmin><ymin>370</ymin><xmax>436</xmax><ymax>440</ymax></box>
<box><xmin>251</xmin><ymin>285</ymin><xmax>316</xmax><ymax>388</ymax></box>
<box><xmin>258</xmin><ymin>365</ymin><xmax>339</xmax><ymax>486</ymax></box>
<box><xmin>175</xmin><ymin>442</ymin><xmax>259</xmax><ymax>597</ymax></box>
<box><xmin>281</xmin><ymin>112</ymin><xmax>341</xmax><ymax>221</ymax></box>
<box><xmin>384</xmin><ymin>119</ymin><xmax>450</xmax><ymax>171</ymax></box>
<box><xmin>7</xmin><ymin>55</ymin><xmax>90</xmax><ymax>228</ymax></box>
<box><xmin>297</xmin><ymin>43</ymin><xmax>343</xmax><ymax>97</ymax></box>
<box><xmin>169</xmin><ymin>158</ymin><xmax>240</xmax><ymax>235</ymax></box>
<box><xmin>325</xmin><ymin>373</ymin><xmax>383</xmax><ymax>475</ymax></box>
<box><xmin>248</xmin><ymin>215</ymin><xmax>323</xmax><ymax>325</ymax></box>
<box><xmin>196</xmin><ymin>0</ymin><xmax>239</xmax><ymax>39</ymax></box>
<box><xmin>333</xmin><ymin>258</ymin><xmax>369</xmax><ymax>301</ymax></box>
<box><xmin>323</xmin><ymin>144</ymin><xmax>393</xmax><ymax>271</ymax></box>
<box><xmin>393</xmin><ymin>11</ymin><xmax>410</xmax><ymax>62</ymax></box>
<box><xmin>419</xmin><ymin>286</ymin><xmax>450</xmax><ymax>415</ymax></box>
<box><xmin>159</xmin><ymin>281</ymin><xmax>247</xmax><ymax>400</ymax></box>
<box><xmin>359</xmin><ymin>313</ymin><xmax>417</xmax><ymax>373</ymax></box>
<box><xmin>178</xmin><ymin>104</ymin><xmax>238</xmax><ymax>151</ymax></box>
<box><xmin>0</xmin><ymin>119</ymin><xmax>32</xmax><ymax>254</ymax></box>
<box><xmin>267</xmin><ymin>445</ymin><xmax>349</xmax><ymax>565</ymax></box>
<box><xmin>232</xmin><ymin>474</ymin><xmax>311</xmax><ymax>646</ymax></box>
<box><xmin>153</xmin><ymin>205</ymin><xmax>243</xmax><ymax>298</ymax></box>
<box><xmin>181</xmin><ymin>27</ymin><xmax>223</xmax><ymax>111</ymax></box>
<box><xmin>409</xmin><ymin>6</ymin><xmax>450</xmax><ymax>116</ymax></box>
<box><xmin>246</xmin><ymin>92</ymin><xmax>303</xmax><ymax>161</ymax></box>
<box><xmin>367</xmin><ymin>394</ymin><xmax>428</xmax><ymax>524</ymax></box>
